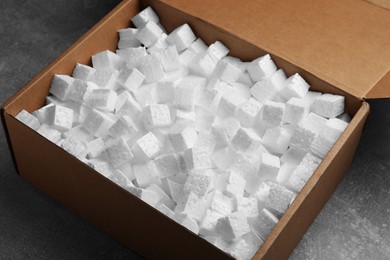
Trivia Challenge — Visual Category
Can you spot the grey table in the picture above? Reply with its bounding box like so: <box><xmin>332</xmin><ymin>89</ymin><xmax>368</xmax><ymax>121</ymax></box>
<box><xmin>0</xmin><ymin>1</ymin><xmax>389</xmax><ymax>259</ymax></box>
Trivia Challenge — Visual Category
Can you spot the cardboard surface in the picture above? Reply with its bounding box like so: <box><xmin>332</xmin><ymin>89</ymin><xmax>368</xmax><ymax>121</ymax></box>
<box><xmin>161</xmin><ymin>0</ymin><xmax>390</xmax><ymax>99</ymax></box>
<box><xmin>0</xmin><ymin>0</ymin><xmax>373</xmax><ymax>259</ymax></box>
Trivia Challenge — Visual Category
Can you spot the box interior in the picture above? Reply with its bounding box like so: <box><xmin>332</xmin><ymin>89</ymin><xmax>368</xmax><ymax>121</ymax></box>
<box><xmin>1</xmin><ymin>0</ymin><xmax>371</xmax><ymax>259</ymax></box>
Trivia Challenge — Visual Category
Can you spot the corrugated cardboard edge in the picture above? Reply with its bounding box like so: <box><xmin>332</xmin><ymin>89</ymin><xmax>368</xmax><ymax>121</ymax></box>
<box><xmin>365</xmin><ymin>0</ymin><xmax>390</xmax><ymax>10</ymax></box>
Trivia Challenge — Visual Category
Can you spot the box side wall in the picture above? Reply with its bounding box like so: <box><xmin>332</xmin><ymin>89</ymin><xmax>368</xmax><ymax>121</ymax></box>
<box><xmin>254</xmin><ymin>102</ymin><xmax>369</xmax><ymax>260</ymax></box>
<box><xmin>3</xmin><ymin>112</ymin><xmax>231</xmax><ymax>260</ymax></box>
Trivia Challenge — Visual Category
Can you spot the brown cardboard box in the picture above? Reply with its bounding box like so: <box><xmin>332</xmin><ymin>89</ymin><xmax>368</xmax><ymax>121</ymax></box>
<box><xmin>1</xmin><ymin>0</ymin><xmax>389</xmax><ymax>259</ymax></box>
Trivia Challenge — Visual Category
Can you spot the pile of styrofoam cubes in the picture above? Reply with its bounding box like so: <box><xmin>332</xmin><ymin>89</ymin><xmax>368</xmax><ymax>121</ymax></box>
<box><xmin>15</xmin><ymin>6</ymin><xmax>351</xmax><ymax>260</ymax></box>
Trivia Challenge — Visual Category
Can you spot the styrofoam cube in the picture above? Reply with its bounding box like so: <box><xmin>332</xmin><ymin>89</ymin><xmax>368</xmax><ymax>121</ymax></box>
<box><xmin>235</xmin><ymin>98</ymin><xmax>263</xmax><ymax>127</ymax></box>
<box><xmin>87</xmin><ymin>159</ymin><xmax>115</xmax><ymax>179</ymax></box>
<box><xmin>183</xmin><ymin>171</ymin><xmax>214</xmax><ymax>198</ymax></box>
<box><xmin>108</xmin><ymin>115</ymin><xmax>138</xmax><ymax>138</ymax></box>
<box><xmin>49</xmin><ymin>74</ymin><xmax>74</xmax><ymax>101</ymax></box>
<box><xmin>37</xmin><ymin>124</ymin><xmax>62</xmax><ymax>144</ymax></box>
<box><xmin>280</xmin><ymin>147</ymin><xmax>306</xmax><ymax>165</ymax></box>
<box><xmin>211</xmin><ymin>60</ymin><xmax>241</xmax><ymax>84</ymax></box>
<box><xmin>253</xmin><ymin>182</ymin><xmax>270</xmax><ymax>206</ymax></box>
<box><xmin>115</xmin><ymin>92</ymin><xmax>143</xmax><ymax>119</ymax></box>
<box><xmin>189</xmin><ymin>51</ymin><xmax>218</xmax><ymax>77</ymax></box>
<box><xmin>199</xmin><ymin>209</ymin><xmax>225</xmax><ymax>236</ymax></box>
<box><xmin>92</xmin><ymin>50</ymin><xmax>126</xmax><ymax>71</ymax></box>
<box><xmin>61</xmin><ymin>136</ymin><xmax>88</xmax><ymax>159</ymax></box>
<box><xmin>237</xmin><ymin>197</ymin><xmax>259</xmax><ymax>218</ymax></box>
<box><xmin>228</xmin><ymin>239</ymin><xmax>258</xmax><ymax>260</ymax></box>
<box><xmin>195</xmin><ymin>107</ymin><xmax>217</xmax><ymax>131</ymax></box>
<box><xmin>183</xmin><ymin>147</ymin><xmax>212</xmax><ymax>171</ymax></box>
<box><xmin>311</xmin><ymin>93</ymin><xmax>345</xmax><ymax>118</ymax></box>
<box><xmin>90</xmin><ymin>69</ymin><xmax>120</xmax><ymax>90</ymax></box>
<box><xmin>289</xmin><ymin>124</ymin><xmax>317</xmax><ymax>151</ymax></box>
<box><xmin>211</xmin><ymin>117</ymin><xmax>241</xmax><ymax>147</ymax></box>
<box><xmin>207</xmin><ymin>41</ymin><xmax>229</xmax><ymax>61</ymax></box>
<box><xmin>217</xmin><ymin>93</ymin><xmax>246</xmax><ymax>118</ymax></box>
<box><xmin>137</xmin><ymin>53</ymin><xmax>165</xmax><ymax>83</ymax></box>
<box><xmin>251</xmin><ymin>208</ymin><xmax>278</xmax><ymax>240</ymax></box>
<box><xmin>167</xmin><ymin>23</ymin><xmax>196</xmax><ymax>52</ymax></box>
<box><xmin>175</xmin><ymin>109</ymin><xmax>196</xmax><ymax>123</ymax></box>
<box><xmin>178</xmin><ymin>49</ymin><xmax>197</xmax><ymax>67</ymax></box>
<box><xmin>68</xmin><ymin>79</ymin><xmax>98</xmax><ymax>104</ymax></box>
<box><xmin>15</xmin><ymin>110</ymin><xmax>41</xmax><ymax>130</ymax></box>
<box><xmin>216</xmin><ymin>211</ymin><xmax>250</xmax><ymax>242</ymax></box>
<box><xmin>302</xmin><ymin>112</ymin><xmax>327</xmax><ymax>134</ymax></box>
<box><xmin>231</xmin><ymin>127</ymin><xmax>262</xmax><ymax>153</ymax></box>
<box><xmin>156</xmin><ymin>202</ymin><xmax>175</xmax><ymax>219</ymax></box>
<box><xmin>247</xmin><ymin>54</ymin><xmax>277</xmax><ymax>82</ymax></box>
<box><xmin>143</xmin><ymin>104</ymin><xmax>172</xmax><ymax>130</ymax></box>
<box><xmin>132</xmin><ymin>131</ymin><xmax>163</xmax><ymax>161</ymax></box>
<box><xmin>117</xmin><ymin>68</ymin><xmax>145</xmax><ymax>93</ymax></box>
<box><xmin>288</xmin><ymin>152</ymin><xmax>321</xmax><ymax>192</ymax></box>
<box><xmin>175</xmin><ymin>213</ymin><xmax>200</xmax><ymax>234</ymax></box>
<box><xmin>210</xmin><ymin>191</ymin><xmax>234</xmax><ymax>216</ymax></box>
<box><xmin>161</xmin><ymin>45</ymin><xmax>182</xmax><ymax>72</ymax></box>
<box><xmin>323</xmin><ymin>118</ymin><xmax>348</xmax><ymax>140</ymax></box>
<box><xmin>203</xmin><ymin>236</ymin><xmax>230</xmax><ymax>251</ymax></box>
<box><xmin>82</xmin><ymin>109</ymin><xmax>116</xmax><ymax>138</ymax></box>
<box><xmin>276</xmin><ymin>163</ymin><xmax>296</xmax><ymax>186</ymax></box>
<box><xmin>174</xmin><ymin>84</ymin><xmax>197</xmax><ymax>112</ymax></box>
<box><xmin>169</xmin><ymin>125</ymin><xmax>197</xmax><ymax>152</ymax></box>
<box><xmin>168</xmin><ymin>178</ymin><xmax>184</xmax><ymax>203</ymax></box>
<box><xmin>63</xmin><ymin>124</ymin><xmax>94</xmax><ymax>143</ymax></box>
<box><xmin>258</xmin><ymin>152</ymin><xmax>280</xmax><ymax>183</ymax></box>
<box><xmin>46</xmin><ymin>105</ymin><xmax>74</xmax><ymax>131</ymax></box>
<box><xmin>337</xmin><ymin>112</ymin><xmax>351</xmax><ymax>123</ymax></box>
<box><xmin>195</xmin><ymin>88</ymin><xmax>222</xmax><ymax>113</ymax></box>
<box><xmin>188</xmin><ymin>38</ymin><xmax>207</xmax><ymax>54</ymax></box>
<box><xmin>280</xmin><ymin>73</ymin><xmax>310</xmax><ymax>100</ymax></box>
<box><xmin>105</xmin><ymin>138</ymin><xmax>134</xmax><ymax>167</ymax></box>
<box><xmin>265</xmin><ymin>183</ymin><xmax>295</xmax><ymax>214</ymax></box>
<box><xmin>133</xmin><ymin>160</ymin><xmax>161</xmax><ymax>188</ymax></box>
<box><xmin>262</xmin><ymin>101</ymin><xmax>285</xmax><ymax>127</ymax></box>
<box><xmin>72</xmin><ymin>63</ymin><xmax>96</xmax><ymax>81</ymax></box>
<box><xmin>131</xmin><ymin>6</ymin><xmax>159</xmax><ymax>28</ymax></box>
<box><xmin>118</xmin><ymin>28</ymin><xmax>141</xmax><ymax>49</ymax></box>
<box><xmin>135</xmin><ymin>21</ymin><xmax>163</xmax><ymax>47</ymax></box>
<box><xmin>89</xmin><ymin>89</ymin><xmax>117</xmax><ymax>112</ymax></box>
<box><xmin>148</xmin><ymin>33</ymin><xmax>170</xmax><ymax>53</ymax></box>
<box><xmin>154</xmin><ymin>81</ymin><xmax>175</xmax><ymax>104</ymax></box>
<box><xmin>116</xmin><ymin>46</ymin><xmax>147</xmax><ymax>68</ymax></box>
<box><xmin>147</xmin><ymin>184</ymin><xmax>175</xmax><ymax>209</ymax></box>
<box><xmin>87</xmin><ymin>137</ymin><xmax>105</xmax><ymax>158</ymax></box>
<box><xmin>284</xmin><ymin>97</ymin><xmax>309</xmax><ymax>124</ymax></box>
<box><xmin>262</xmin><ymin>126</ymin><xmax>291</xmax><ymax>154</ymax></box>
<box><xmin>175</xmin><ymin>191</ymin><xmax>209</xmax><ymax>222</ymax></box>
<box><xmin>303</xmin><ymin>90</ymin><xmax>322</xmax><ymax>106</ymax></box>
<box><xmin>250</xmin><ymin>69</ymin><xmax>286</xmax><ymax>102</ymax></box>
<box><xmin>154</xmin><ymin>153</ymin><xmax>181</xmax><ymax>178</ymax></box>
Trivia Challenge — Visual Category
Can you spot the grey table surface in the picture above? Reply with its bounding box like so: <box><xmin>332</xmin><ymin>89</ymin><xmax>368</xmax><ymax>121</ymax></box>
<box><xmin>0</xmin><ymin>1</ymin><xmax>389</xmax><ymax>259</ymax></box>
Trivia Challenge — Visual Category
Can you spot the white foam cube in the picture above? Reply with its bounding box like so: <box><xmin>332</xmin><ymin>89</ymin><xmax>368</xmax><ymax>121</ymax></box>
<box><xmin>147</xmin><ymin>184</ymin><xmax>175</xmax><ymax>209</ymax></box>
<box><xmin>175</xmin><ymin>213</ymin><xmax>199</xmax><ymax>234</ymax></box>
<box><xmin>135</xmin><ymin>21</ymin><xmax>163</xmax><ymax>47</ymax></box>
<box><xmin>216</xmin><ymin>211</ymin><xmax>250</xmax><ymax>242</ymax></box>
<box><xmin>139</xmin><ymin>189</ymin><xmax>161</xmax><ymax>207</ymax></box>
<box><xmin>175</xmin><ymin>75</ymin><xmax>207</xmax><ymax>111</ymax></box>
<box><xmin>175</xmin><ymin>109</ymin><xmax>196</xmax><ymax>123</ymax></box>
<box><xmin>265</xmin><ymin>183</ymin><xmax>295</xmax><ymax>214</ymax></box>
<box><xmin>117</xmin><ymin>68</ymin><xmax>145</xmax><ymax>93</ymax></box>
<box><xmin>183</xmin><ymin>171</ymin><xmax>214</xmax><ymax>198</ymax></box>
<box><xmin>82</xmin><ymin>109</ymin><xmax>115</xmax><ymax>138</ymax></box>
<box><xmin>303</xmin><ymin>90</ymin><xmax>322</xmax><ymax>106</ymax></box>
<box><xmin>46</xmin><ymin>105</ymin><xmax>73</xmax><ymax>131</ymax></box>
<box><xmin>253</xmin><ymin>182</ymin><xmax>270</xmax><ymax>206</ymax></box>
<box><xmin>251</xmin><ymin>208</ymin><xmax>278</xmax><ymax>240</ymax></box>
<box><xmin>156</xmin><ymin>203</ymin><xmax>175</xmax><ymax>219</ymax></box>
<box><xmin>288</xmin><ymin>152</ymin><xmax>321</xmax><ymax>192</ymax></box>
<box><xmin>231</xmin><ymin>128</ymin><xmax>262</xmax><ymax>153</ymax></box>
<box><xmin>178</xmin><ymin>49</ymin><xmax>197</xmax><ymax>67</ymax></box>
<box><xmin>92</xmin><ymin>50</ymin><xmax>126</xmax><ymax>71</ymax></box>
<box><xmin>105</xmin><ymin>138</ymin><xmax>134</xmax><ymax>167</ymax></box>
<box><xmin>87</xmin><ymin>137</ymin><xmax>105</xmax><ymax>158</ymax></box>
<box><xmin>161</xmin><ymin>45</ymin><xmax>182</xmax><ymax>72</ymax></box>
<box><xmin>311</xmin><ymin>93</ymin><xmax>345</xmax><ymax>118</ymax></box>
<box><xmin>237</xmin><ymin>197</ymin><xmax>259</xmax><ymax>219</ymax></box>
<box><xmin>211</xmin><ymin>60</ymin><xmax>241</xmax><ymax>84</ymax></box>
<box><xmin>258</xmin><ymin>153</ymin><xmax>280</xmax><ymax>182</ymax></box>
<box><xmin>154</xmin><ymin>153</ymin><xmax>181</xmax><ymax>178</ymax></box>
<box><xmin>131</xmin><ymin>6</ymin><xmax>159</xmax><ymax>28</ymax></box>
<box><xmin>143</xmin><ymin>104</ymin><xmax>172</xmax><ymax>129</ymax></box>
<box><xmin>90</xmin><ymin>69</ymin><xmax>120</xmax><ymax>90</ymax></box>
<box><xmin>115</xmin><ymin>92</ymin><xmax>143</xmax><ymax>119</ymax></box>
<box><xmin>284</xmin><ymin>97</ymin><xmax>309</xmax><ymax>124</ymax></box>
<box><xmin>118</xmin><ymin>28</ymin><xmax>141</xmax><ymax>49</ymax></box>
<box><xmin>209</xmin><ymin>191</ymin><xmax>234</xmax><ymax>216</ymax></box>
<box><xmin>224</xmin><ymin>171</ymin><xmax>246</xmax><ymax>199</ymax></box>
<box><xmin>207</xmin><ymin>41</ymin><xmax>229</xmax><ymax>61</ymax></box>
<box><xmin>228</xmin><ymin>239</ymin><xmax>257</xmax><ymax>260</ymax></box>
<box><xmin>87</xmin><ymin>159</ymin><xmax>115</xmax><ymax>178</ymax></box>
<box><xmin>154</xmin><ymin>81</ymin><xmax>175</xmax><ymax>104</ymax></box>
<box><xmin>262</xmin><ymin>101</ymin><xmax>285</xmax><ymax>127</ymax></box>
<box><xmin>183</xmin><ymin>147</ymin><xmax>212</xmax><ymax>171</ymax></box>
<box><xmin>281</xmin><ymin>73</ymin><xmax>310</xmax><ymax>100</ymax></box>
<box><xmin>262</xmin><ymin>127</ymin><xmax>291</xmax><ymax>154</ymax></box>
<box><xmin>303</xmin><ymin>112</ymin><xmax>327</xmax><ymax>134</ymax></box>
<box><xmin>247</xmin><ymin>54</ymin><xmax>277</xmax><ymax>82</ymax></box>
<box><xmin>167</xmin><ymin>23</ymin><xmax>196</xmax><ymax>52</ymax></box>
<box><xmin>199</xmin><ymin>209</ymin><xmax>225</xmax><ymax>236</ymax></box>
<box><xmin>37</xmin><ymin>124</ymin><xmax>62</xmax><ymax>144</ymax></box>
<box><xmin>276</xmin><ymin>163</ymin><xmax>296</xmax><ymax>186</ymax></box>
<box><xmin>169</xmin><ymin>125</ymin><xmax>197</xmax><ymax>152</ymax></box>
<box><xmin>195</xmin><ymin>107</ymin><xmax>217</xmax><ymax>131</ymax></box>
<box><xmin>235</xmin><ymin>98</ymin><xmax>263</xmax><ymax>127</ymax></box>
<box><xmin>309</xmin><ymin>133</ymin><xmax>336</xmax><ymax>159</ymax></box>
<box><xmin>188</xmin><ymin>38</ymin><xmax>207</xmax><ymax>54</ymax></box>
<box><xmin>217</xmin><ymin>93</ymin><xmax>246</xmax><ymax>118</ymax></box>
<box><xmin>289</xmin><ymin>124</ymin><xmax>317</xmax><ymax>151</ymax></box>
<box><xmin>133</xmin><ymin>131</ymin><xmax>163</xmax><ymax>160</ymax></box>
<box><xmin>204</xmin><ymin>236</ymin><xmax>230</xmax><ymax>251</ymax></box>
<box><xmin>133</xmin><ymin>160</ymin><xmax>161</xmax><ymax>188</ymax></box>
<box><xmin>211</xmin><ymin>117</ymin><xmax>241</xmax><ymax>147</ymax></box>
<box><xmin>68</xmin><ymin>79</ymin><xmax>98</xmax><ymax>104</ymax></box>
<box><xmin>137</xmin><ymin>53</ymin><xmax>165</xmax><ymax>83</ymax></box>
<box><xmin>109</xmin><ymin>115</ymin><xmax>138</xmax><ymax>138</ymax></box>
<box><xmin>168</xmin><ymin>179</ymin><xmax>184</xmax><ymax>203</ymax></box>
<box><xmin>175</xmin><ymin>191</ymin><xmax>207</xmax><ymax>221</ymax></box>
<box><xmin>49</xmin><ymin>75</ymin><xmax>74</xmax><ymax>101</ymax></box>
<box><xmin>109</xmin><ymin>169</ymin><xmax>134</xmax><ymax>191</ymax></box>
<box><xmin>189</xmin><ymin>51</ymin><xmax>218</xmax><ymax>77</ymax></box>
<box><xmin>250</xmin><ymin>68</ymin><xmax>286</xmax><ymax>102</ymax></box>
<box><xmin>15</xmin><ymin>110</ymin><xmax>41</xmax><ymax>130</ymax></box>
<box><xmin>89</xmin><ymin>89</ymin><xmax>117</xmax><ymax>112</ymax></box>
<box><xmin>72</xmin><ymin>63</ymin><xmax>96</xmax><ymax>81</ymax></box>
<box><xmin>61</xmin><ymin>136</ymin><xmax>88</xmax><ymax>159</ymax></box>
<box><xmin>148</xmin><ymin>33</ymin><xmax>170</xmax><ymax>53</ymax></box>
<box><xmin>63</xmin><ymin>124</ymin><xmax>93</xmax><ymax>143</ymax></box>
<box><xmin>195</xmin><ymin>88</ymin><xmax>222</xmax><ymax>113</ymax></box>
<box><xmin>280</xmin><ymin>147</ymin><xmax>306</xmax><ymax>165</ymax></box>
<box><xmin>116</xmin><ymin>46</ymin><xmax>147</xmax><ymax>68</ymax></box>
<box><xmin>337</xmin><ymin>112</ymin><xmax>351</xmax><ymax>123</ymax></box>
<box><xmin>323</xmin><ymin>118</ymin><xmax>348</xmax><ymax>139</ymax></box>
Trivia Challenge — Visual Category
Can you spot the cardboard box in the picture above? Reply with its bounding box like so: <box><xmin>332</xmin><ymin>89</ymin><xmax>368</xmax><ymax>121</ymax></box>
<box><xmin>1</xmin><ymin>0</ymin><xmax>389</xmax><ymax>259</ymax></box>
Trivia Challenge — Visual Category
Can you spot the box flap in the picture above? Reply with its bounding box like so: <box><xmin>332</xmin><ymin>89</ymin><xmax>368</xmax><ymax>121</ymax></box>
<box><xmin>161</xmin><ymin>0</ymin><xmax>390</xmax><ymax>99</ymax></box>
